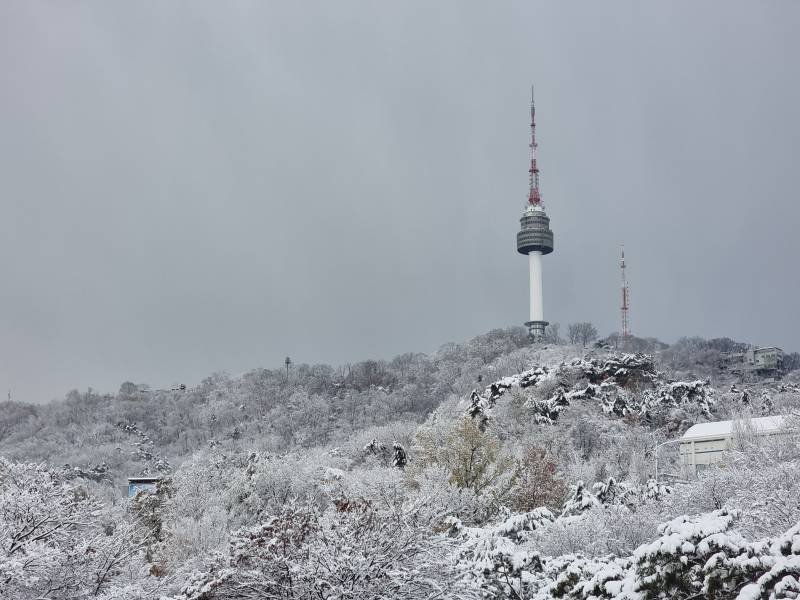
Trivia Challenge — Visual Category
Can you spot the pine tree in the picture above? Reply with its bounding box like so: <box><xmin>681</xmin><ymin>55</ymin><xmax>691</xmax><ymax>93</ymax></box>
<box><xmin>392</xmin><ymin>441</ymin><xmax>408</xmax><ymax>469</ymax></box>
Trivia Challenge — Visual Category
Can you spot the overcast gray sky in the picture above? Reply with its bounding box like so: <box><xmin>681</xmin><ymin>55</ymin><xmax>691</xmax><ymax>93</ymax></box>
<box><xmin>1</xmin><ymin>1</ymin><xmax>799</xmax><ymax>403</ymax></box>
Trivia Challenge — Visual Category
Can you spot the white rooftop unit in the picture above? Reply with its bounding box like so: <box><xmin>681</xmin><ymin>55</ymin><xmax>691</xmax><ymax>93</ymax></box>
<box><xmin>679</xmin><ymin>416</ymin><xmax>787</xmax><ymax>476</ymax></box>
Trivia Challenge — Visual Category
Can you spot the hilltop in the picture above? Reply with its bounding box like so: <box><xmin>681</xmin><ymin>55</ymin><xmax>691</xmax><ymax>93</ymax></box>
<box><xmin>1</xmin><ymin>328</ymin><xmax>796</xmax><ymax>480</ymax></box>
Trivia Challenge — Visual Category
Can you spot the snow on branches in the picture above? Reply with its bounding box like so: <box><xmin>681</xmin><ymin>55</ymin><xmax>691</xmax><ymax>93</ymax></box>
<box><xmin>0</xmin><ymin>457</ymin><xmax>150</xmax><ymax>600</ymax></box>
<box><xmin>732</xmin><ymin>520</ymin><xmax>800</xmax><ymax>600</ymax></box>
<box><xmin>650</xmin><ymin>380</ymin><xmax>715</xmax><ymax>417</ymax></box>
<box><xmin>486</xmin><ymin>366</ymin><xmax>552</xmax><ymax>404</ymax></box>
<box><xmin>363</xmin><ymin>437</ymin><xmax>408</xmax><ymax>468</ymax></box>
<box><xmin>392</xmin><ymin>441</ymin><xmax>408</xmax><ymax>468</ymax></box>
<box><xmin>173</xmin><ymin>497</ymin><xmax>472</xmax><ymax>600</ymax></box>
<box><xmin>61</xmin><ymin>461</ymin><xmax>113</xmax><ymax>483</ymax></box>
<box><xmin>583</xmin><ymin>353</ymin><xmax>659</xmax><ymax>388</ymax></box>
<box><xmin>116</xmin><ymin>421</ymin><xmax>172</xmax><ymax>474</ymax></box>
<box><xmin>560</xmin><ymin>481</ymin><xmax>601</xmax><ymax>518</ymax></box>
<box><xmin>448</xmin><ymin>509</ymin><xmax>552</xmax><ymax>598</ymax></box>
<box><xmin>525</xmin><ymin>389</ymin><xmax>571</xmax><ymax>425</ymax></box>
<box><xmin>571</xmin><ymin>478</ymin><xmax>670</xmax><ymax>514</ymax></box>
<box><xmin>529</xmin><ymin>508</ymin><xmax>800</xmax><ymax>600</ymax></box>
<box><xmin>465</xmin><ymin>353</ymin><xmax>713</xmax><ymax>428</ymax></box>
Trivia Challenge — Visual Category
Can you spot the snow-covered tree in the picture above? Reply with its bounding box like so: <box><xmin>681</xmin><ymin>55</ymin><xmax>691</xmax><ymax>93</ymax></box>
<box><xmin>392</xmin><ymin>441</ymin><xmax>408</xmax><ymax>468</ymax></box>
<box><xmin>174</xmin><ymin>497</ymin><xmax>473</xmax><ymax>600</ymax></box>
<box><xmin>417</xmin><ymin>417</ymin><xmax>513</xmax><ymax>496</ymax></box>
<box><xmin>509</xmin><ymin>446</ymin><xmax>566</xmax><ymax>513</ymax></box>
<box><xmin>567</xmin><ymin>322</ymin><xmax>598</xmax><ymax>347</ymax></box>
<box><xmin>592</xmin><ymin>477</ymin><xmax>635</xmax><ymax>507</ymax></box>
<box><xmin>0</xmin><ymin>457</ymin><xmax>151</xmax><ymax>599</ymax></box>
<box><xmin>467</xmin><ymin>389</ymin><xmax>491</xmax><ymax>431</ymax></box>
<box><xmin>530</xmin><ymin>508</ymin><xmax>800</xmax><ymax>600</ymax></box>
<box><xmin>449</xmin><ymin>511</ymin><xmax>548</xmax><ymax>599</ymax></box>
<box><xmin>760</xmin><ymin>389</ymin><xmax>774</xmax><ymax>415</ymax></box>
<box><xmin>560</xmin><ymin>480</ymin><xmax>600</xmax><ymax>518</ymax></box>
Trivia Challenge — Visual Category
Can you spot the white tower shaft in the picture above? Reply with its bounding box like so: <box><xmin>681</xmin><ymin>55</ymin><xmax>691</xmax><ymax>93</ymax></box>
<box><xmin>528</xmin><ymin>251</ymin><xmax>543</xmax><ymax>322</ymax></box>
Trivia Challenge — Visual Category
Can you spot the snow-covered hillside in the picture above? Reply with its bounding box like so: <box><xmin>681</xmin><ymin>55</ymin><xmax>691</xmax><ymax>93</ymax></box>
<box><xmin>2</xmin><ymin>329</ymin><xmax>800</xmax><ymax>599</ymax></box>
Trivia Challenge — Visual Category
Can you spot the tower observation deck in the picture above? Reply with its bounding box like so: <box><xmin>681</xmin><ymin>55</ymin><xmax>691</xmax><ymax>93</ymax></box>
<box><xmin>517</xmin><ymin>205</ymin><xmax>554</xmax><ymax>256</ymax></box>
<box><xmin>517</xmin><ymin>87</ymin><xmax>554</xmax><ymax>340</ymax></box>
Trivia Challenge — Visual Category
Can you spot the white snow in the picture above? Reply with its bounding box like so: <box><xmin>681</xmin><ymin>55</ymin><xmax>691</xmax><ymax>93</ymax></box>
<box><xmin>681</xmin><ymin>415</ymin><xmax>787</xmax><ymax>440</ymax></box>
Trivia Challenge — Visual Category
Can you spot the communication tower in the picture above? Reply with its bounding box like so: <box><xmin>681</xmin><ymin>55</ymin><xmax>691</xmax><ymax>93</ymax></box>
<box><xmin>620</xmin><ymin>244</ymin><xmax>630</xmax><ymax>339</ymax></box>
<box><xmin>516</xmin><ymin>87</ymin><xmax>554</xmax><ymax>340</ymax></box>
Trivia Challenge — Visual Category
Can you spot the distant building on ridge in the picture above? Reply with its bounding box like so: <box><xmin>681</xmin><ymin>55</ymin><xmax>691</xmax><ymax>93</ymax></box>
<box><xmin>720</xmin><ymin>346</ymin><xmax>784</xmax><ymax>381</ymax></box>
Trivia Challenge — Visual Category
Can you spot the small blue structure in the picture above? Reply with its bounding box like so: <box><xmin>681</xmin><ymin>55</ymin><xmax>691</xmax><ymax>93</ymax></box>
<box><xmin>127</xmin><ymin>476</ymin><xmax>160</xmax><ymax>498</ymax></box>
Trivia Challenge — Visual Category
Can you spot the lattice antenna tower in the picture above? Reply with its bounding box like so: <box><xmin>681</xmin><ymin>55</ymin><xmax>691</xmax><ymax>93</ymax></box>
<box><xmin>620</xmin><ymin>244</ymin><xmax>630</xmax><ymax>339</ymax></box>
<box><xmin>528</xmin><ymin>86</ymin><xmax>542</xmax><ymax>205</ymax></box>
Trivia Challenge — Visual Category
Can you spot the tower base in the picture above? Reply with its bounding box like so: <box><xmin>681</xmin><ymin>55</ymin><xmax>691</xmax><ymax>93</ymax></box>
<box><xmin>525</xmin><ymin>320</ymin><xmax>548</xmax><ymax>341</ymax></box>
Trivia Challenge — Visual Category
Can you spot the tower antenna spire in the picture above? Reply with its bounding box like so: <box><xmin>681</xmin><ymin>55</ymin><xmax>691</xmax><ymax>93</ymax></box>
<box><xmin>528</xmin><ymin>85</ymin><xmax>542</xmax><ymax>206</ymax></box>
<box><xmin>620</xmin><ymin>244</ymin><xmax>630</xmax><ymax>340</ymax></box>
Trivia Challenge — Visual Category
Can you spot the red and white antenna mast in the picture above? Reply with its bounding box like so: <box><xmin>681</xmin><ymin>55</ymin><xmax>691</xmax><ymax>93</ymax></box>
<box><xmin>620</xmin><ymin>244</ymin><xmax>630</xmax><ymax>339</ymax></box>
<box><xmin>528</xmin><ymin>86</ymin><xmax>542</xmax><ymax>206</ymax></box>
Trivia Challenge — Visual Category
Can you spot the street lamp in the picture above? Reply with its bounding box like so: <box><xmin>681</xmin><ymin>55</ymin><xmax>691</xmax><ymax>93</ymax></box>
<box><xmin>653</xmin><ymin>438</ymin><xmax>683</xmax><ymax>482</ymax></box>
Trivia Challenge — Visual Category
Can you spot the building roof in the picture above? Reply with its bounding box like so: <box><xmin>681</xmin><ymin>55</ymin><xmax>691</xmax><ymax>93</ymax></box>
<box><xmin>127</xmin><ymin>476</ymin><xmax>161</xmax><ymax>483</ymax></box>
<box><xmin>681</xmin><ymin>415</ymin><xmax>787</xmax><ymax>440</ymax></box>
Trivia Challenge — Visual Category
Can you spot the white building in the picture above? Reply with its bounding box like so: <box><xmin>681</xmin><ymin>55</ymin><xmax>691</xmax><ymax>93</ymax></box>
<box><xmin>720</xmin><ymin>346</ymin><xmax>784</xmax><ymax>380</ymax></box>
<box><xmin>679</xmin><ymin>415</ymin><xmax>786</xmax><ymax>476</ymax></box>
<box><xmin>750</xmin><ymin>347</ymin><xmax>783</xmax><ymax>371</ymax></box>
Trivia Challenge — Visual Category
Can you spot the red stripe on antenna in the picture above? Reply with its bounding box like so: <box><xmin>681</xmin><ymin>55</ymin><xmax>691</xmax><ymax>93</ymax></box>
<box><xmin>528</xmin><ymin>86</ymin><xmax>542</xmax><ymax>206</ymax></box>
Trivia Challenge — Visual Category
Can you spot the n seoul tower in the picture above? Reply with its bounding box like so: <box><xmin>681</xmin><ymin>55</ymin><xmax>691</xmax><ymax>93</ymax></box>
<box><xmin>516</xmin><ymin>87</ymin><xmax>554</xmax><ymax>341</ymax></box>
